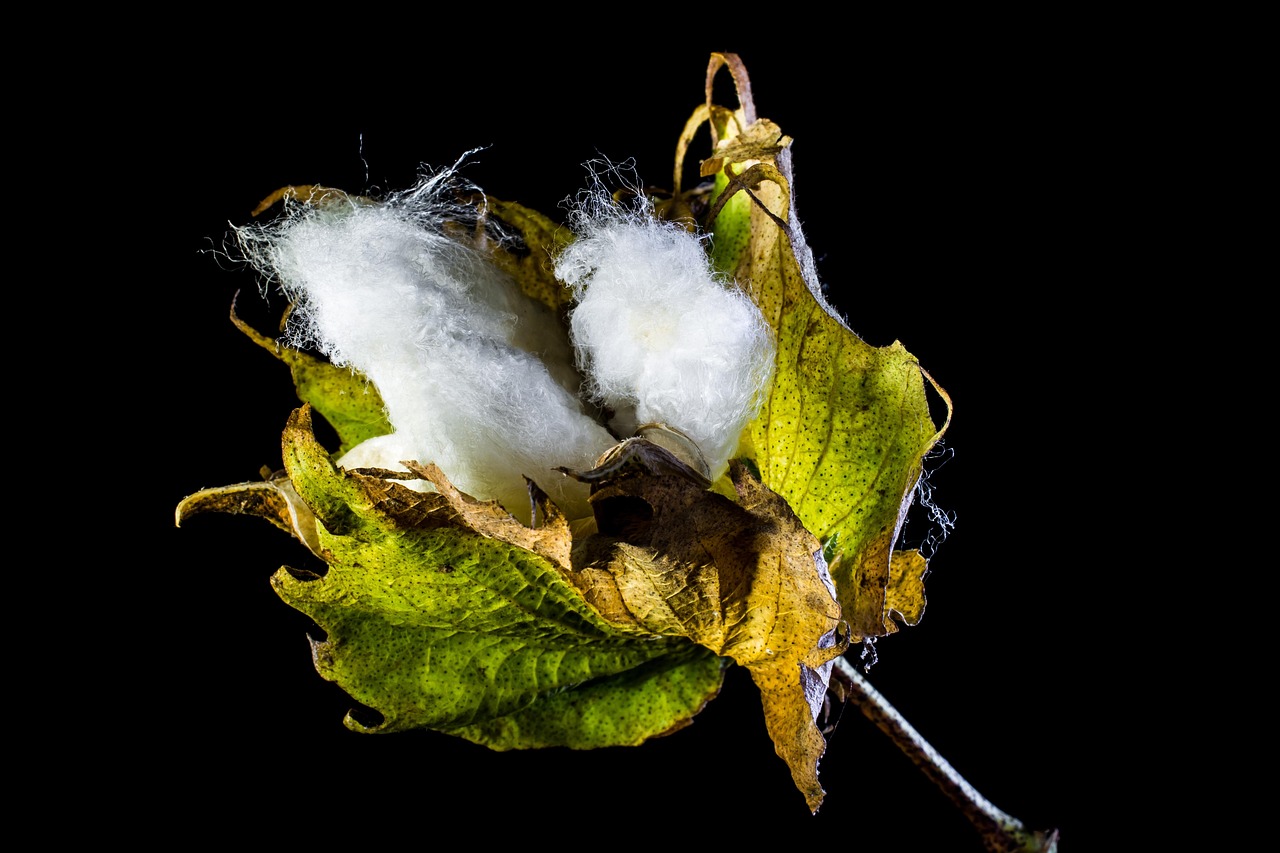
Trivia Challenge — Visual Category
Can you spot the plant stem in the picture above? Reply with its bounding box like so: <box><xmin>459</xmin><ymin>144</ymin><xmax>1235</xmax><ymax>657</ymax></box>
<box><xmin>833</xmin><ymin>657</ymin><xmax>1059</xmax><ymax>852</ymax></box>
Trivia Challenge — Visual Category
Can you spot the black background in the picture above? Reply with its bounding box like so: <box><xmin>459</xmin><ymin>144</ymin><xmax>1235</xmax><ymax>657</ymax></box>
<box><xmin>163</xmin><ymin>40</ymin><xmax>1104</xmax><ymax>848</ymax></box>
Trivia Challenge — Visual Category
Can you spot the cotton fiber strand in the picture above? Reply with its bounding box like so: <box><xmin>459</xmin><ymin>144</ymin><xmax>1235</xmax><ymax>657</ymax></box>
<box><xmin>556</xmin><ymin>199</ymin><xmax>776</xmax><ymax>482</ymax></box>
<box><xmin>233</xmin><ymin>172</ymin><xmax>615</xmax><ymax>523</ymax></box>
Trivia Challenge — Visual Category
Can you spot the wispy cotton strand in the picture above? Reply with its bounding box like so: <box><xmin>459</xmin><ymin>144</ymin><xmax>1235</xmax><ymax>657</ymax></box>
<box><xmin>232</xmin><ymin>160</ymin><xmax>615</xmax><ymax>523</ymax></box>
<box><xmin>556</xmin><ymin>165</ymin><xmax>776</xmax><ymax>482</ymax></box>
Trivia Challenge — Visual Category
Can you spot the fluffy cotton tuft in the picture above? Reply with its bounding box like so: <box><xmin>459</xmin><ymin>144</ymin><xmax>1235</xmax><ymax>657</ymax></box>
<box><xmin>233</xmin><ymin>165</ymin><xmax>615</xmax><ymax>522</ymax></box>
<box><xmin>555</xmin><ymin>184</ymin><xmax>775</xmax><ymax>481</ymax></box>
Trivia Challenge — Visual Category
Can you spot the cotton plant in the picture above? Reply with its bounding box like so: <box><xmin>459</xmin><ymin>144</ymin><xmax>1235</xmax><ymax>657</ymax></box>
<box><xmin>177</xmin><ymin>53</ymin><xmax>1056</xmax><ymax>851</ymax></box>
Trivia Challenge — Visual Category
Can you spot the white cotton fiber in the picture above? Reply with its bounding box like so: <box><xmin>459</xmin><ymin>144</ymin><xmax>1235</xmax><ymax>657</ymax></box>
<box><xmin>555</xmin><ymin>195</ymin><xmax>776</xmax><ymax>482</ymax></box>
<box><xmin>234</xmin><ymin>169</ymin><xmax>616</xmax><ymax>523</ymax></box>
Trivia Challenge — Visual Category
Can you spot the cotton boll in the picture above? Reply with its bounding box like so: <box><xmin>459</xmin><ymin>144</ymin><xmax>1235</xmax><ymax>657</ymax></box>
<box><xmin>235</xmin><ymin>173</ymin><xmax>616</xmax><ymax>524</ymax></box>
<box><xmin>556</xmin><ymin>206</ymin><xmax>775</xmax><ymax>482</ymax></box>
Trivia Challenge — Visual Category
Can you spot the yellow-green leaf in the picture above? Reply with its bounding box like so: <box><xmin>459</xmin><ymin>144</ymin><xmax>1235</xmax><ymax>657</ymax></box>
<box><xmin>691</xmin><ymin>57</ymin><xmax>951</xmax><ymax>641</ymax></box>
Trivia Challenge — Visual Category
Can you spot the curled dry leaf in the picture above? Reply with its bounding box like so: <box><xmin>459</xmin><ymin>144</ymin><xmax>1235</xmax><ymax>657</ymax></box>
<box><xmin>563</xmin><ymin>437</ymin><xmax>847</xmax><ymax>812</ymax></box>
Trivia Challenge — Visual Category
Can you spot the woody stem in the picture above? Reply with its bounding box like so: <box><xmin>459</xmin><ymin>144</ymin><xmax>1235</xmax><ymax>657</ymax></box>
<box><xmin>833</xmin><ymin>657</ymin><xmax>1059</xmax><ymax>853</ymax></box>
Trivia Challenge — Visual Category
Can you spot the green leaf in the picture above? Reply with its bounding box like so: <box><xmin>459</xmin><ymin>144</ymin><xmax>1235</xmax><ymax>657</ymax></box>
<box><xmin>230</xmin><ymin>299</ymin><xmax>391</xmax><ymax>457</ymax></box>
<box><xmin>268</xmin><ymin>405</ymin><xmax>723</xmax><ymax>744</ymax></box>
<box><xmin>440</xmin><ymin>648</ymin><xmax>725</xmax><ymax>750</ymax></box>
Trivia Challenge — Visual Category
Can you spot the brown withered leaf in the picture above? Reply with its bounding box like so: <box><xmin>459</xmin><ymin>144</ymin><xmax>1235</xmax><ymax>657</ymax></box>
<box><xmin>399</xmin><ymin>461</ymin><xmax>574</xmax><ymax>569</ymax></box>
<box><xmin>251</xmin><ymin>185</ymin><xmax>362</xmax><ymax>218</ymax></box>
<box><xmin>175</xmin><ymin>480</ymin><xmax>295</xmax><ymax>535</ymax></box>
<box><xmin>564</xmin><ymin>438</ymin><xmax>848</xmax><ymax>812</ymax></box>
<box><xmin>700</xmin><ymin>119</ymin><xmax>793</xmax><ymax>180</ymax></box>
